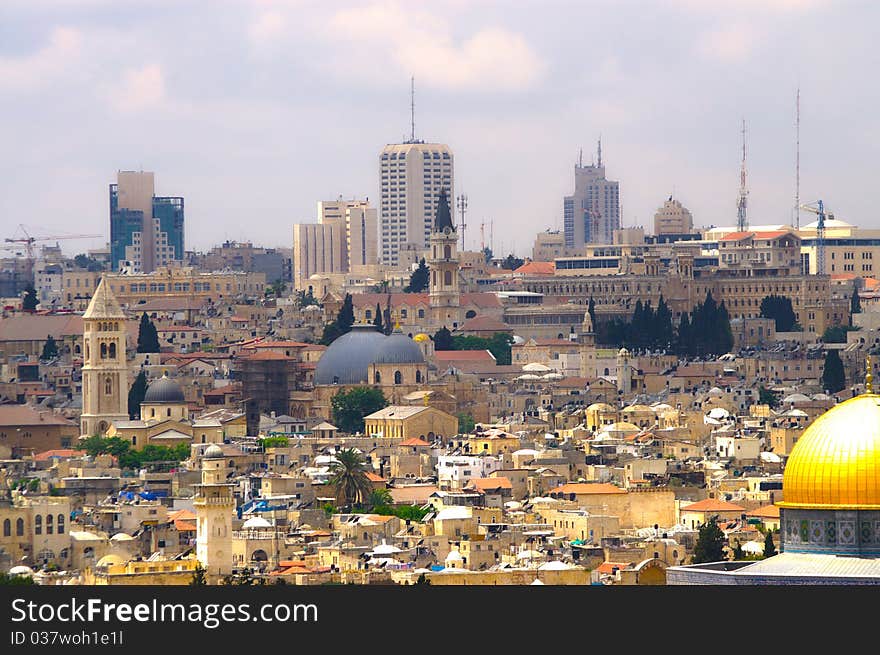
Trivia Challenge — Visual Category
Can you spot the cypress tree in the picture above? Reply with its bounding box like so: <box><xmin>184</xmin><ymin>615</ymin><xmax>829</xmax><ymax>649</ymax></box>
<box><xmin>373</xmin><ymin>303</ymin><xmax>383</xmax><ymax>332</ymax></box>
<box><xmin>127</xmin><ymin>370</ymin><xmax>148</xmax><ymax>419</ymax></box>
<box><xmin>137</xmin><ymin>313</ymin><xmax>160</xmax><ymax>353</ymax></box>
<box><xmin>821</xmin><ymin>349</ymin><xmax>846</xmax><ymax>394</ymax></box>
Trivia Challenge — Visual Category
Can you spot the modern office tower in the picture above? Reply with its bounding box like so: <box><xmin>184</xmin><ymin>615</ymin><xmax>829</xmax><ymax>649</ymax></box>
<box><xmin>292</xmin><ymin>222</ymin><xmax>342</xmax><ymax>292</ymax></box>
<box><xmin>654</xmin><ymin>196</ymin><xmax>694</xmax><ymax>236</ymax></box>
<box><xmin>344</xmin><ymin>201</ymin><xmax>378</xmax><ymax>273</ymax></box>
<box><xmin>563</xmin><ymin>140</ymin><xmax>620</xmax><ymax>247</ymax></box>
<box><xmin>379</xmin><ymin>142</ymin><xmax>453</xmax><ymax>266</ymax></box>
<box><xmin>109</xmin><ymin>171</ymin><xmax>184</xmax><ymax>273</ymax></box>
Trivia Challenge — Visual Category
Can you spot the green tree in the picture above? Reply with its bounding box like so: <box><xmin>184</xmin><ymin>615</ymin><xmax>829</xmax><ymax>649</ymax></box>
<box><xmin>190</xmin><ymin>562</ymin><xmax>208</xmax><ymax>586</ymax></box>
<box><xmin>654</xmin><ymin>295</ymin><xmax>675</xmax><ymax>350</ymax></box>
<box><xmin>732</xmin><ymin>539</ymin><xmax>744</xmax><ymax>561</ymax></box>
<box><xmin>22</xmin><ymin>286</ymin><xmax>38</xmax><ymax>312</ymax></box>
<box><xmin>501</xmin><ymin>254</ymin><xmax>524</xmax><ymax>271</ymax></box>
<box><xmin>40</xmin><ymin>335</ymin><xmax>58</xmax><ymax>360</ymax></box>
<box><xmin>74</xmin><ymin>253</ymin><xmax>104</xmax><ymax>271</ymax></box>
<box><xmin>758</xmin><ymin>385</ymin><xmax>781</xmax><ymax>409</ymax></box>
<box><xmin>822</xmin><ymin>325</ymin><xmax>857</xmax><ymax>343</ymax></box>
<box><xmin>75</xmin><ymin>435</ymin><xmax>132</xmax><ymax>458</ymax></box>
<box><xmin>415</xmin><ymin>573</ymin><xmax>432</xmax><ymax>585</ymax></box>
<box><xmin>433</xmin><ymin>326</ymin><xmax>454</xmax><ymax>351</ymax></box>
<box><xmin>137</xmin><ymin>313</ymin><xmax>160</xmax><ymax>353</ymax></box>
<box><xmin>588</xmin><ymin>296</ymin><xmax>596</xmax><ymax>328</ymax></box>
<box><xmin>763</xmin><ymin>530</ymin><xmax>777</xmax><ymax>558</ymax></box>
<box><xmin>404</xmin><ymin>258</ymin><xmax>430</xmax><ymax>293</ymax></box>
<box><xmin>487</xmin><ymin>332</ymin><xmax>514</xmax><ymax>365</ymax></box>
<box><xmin>369</xmin><ymin>488</ymin><xmax>393</xmax><ymax>509</ymax></box>
<box><xmin>760</xmin><ymin>294</ymin><xmax>798</xmax><ymax>332</ymax></box>
<box><xmin>320</xmin><ymin>294</ymin><xmax>355</xmax><ymax>345</ymax></box>
<box><xmin>481</xmin><ymin>247</ymin><xmax>493</xmax><ymax>264</ymax></box>
<box><xmin>295</xmin><ymin>289</ymin><xmax>318</xmax><ymax>308</ymax></box>
<box><xmin>127</xmin><ymin>370</ymin><xmax>148</xmax><ymax>419</ymax></box>
<box><xmin>0</xmin><ymin>572</ymin><xmax>36</xmax><ymax>586</ymax></box>
<box><xmin>822</xmin><ymin>349</ymin><xmax>846</xmax><ymax>394</ymax></box>
<box><xmin>851</xmin><ymin>289</ymin><xmax>862</xmax><ymax>316</ymax></box>
<box><xmin>373</xmin><ymin>303</ymin><xmax>384</xmax><ymax>332</ymax></box>
<box><xmin>329</xmin><ymin>448</ymin><xmax>372</xmax><ymax>509</ymax></box>
<box><xmin>692</xmin><ymin>516</ymin><xmax>726</xmax><ymax>564</ymax></box>
<box><xmin>457</xmin><ymin>412</ymin><xmax>475</xmax><ymax>434</ymax></box>
<box><xmin>331</xmin><ymin>386</ymin><xmax>387</xmax><ymax>433</ymax></box>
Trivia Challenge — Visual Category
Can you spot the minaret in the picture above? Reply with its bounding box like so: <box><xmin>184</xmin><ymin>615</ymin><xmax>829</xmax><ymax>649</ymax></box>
<box><xmin>579</xmin><ymin>310</ymin><xmax>597</xmax><ymax>379</ymax></box>
<box><xmin>80</xmin><ymin>279</ymin><xmax>129</xmax><ymax>436</ymax></box>
<box><xmin>428</xmin><ymin>188</ymin><xmax>460</xmax><ymax>326</ymax></box>
<box><xmin>616</xmin><ymin>347</ymin><xmax>632</xmax><ymax>397</ymax></box>
<box><xmin>194</xmin><ymin>444</ymin><xmax>235</xmax><ymax>580</ymax></box>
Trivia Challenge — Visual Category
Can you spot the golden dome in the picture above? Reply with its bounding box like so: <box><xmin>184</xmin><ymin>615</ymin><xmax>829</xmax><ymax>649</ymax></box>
<box><xmin>779</xmin><ymin>394</ymin><xmax>880</xmax><ymax>510</ymax></box>
<box><xmin>413</xmin><ymin>333</ymin><xmax>430</xmax><ymax>343</ymax></box>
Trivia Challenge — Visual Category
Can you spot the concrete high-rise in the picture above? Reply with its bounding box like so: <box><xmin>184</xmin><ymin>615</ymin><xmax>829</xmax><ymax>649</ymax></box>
<box><xmin>654</xmin><ymin>196</ymin><xmax>694</xmax><ymax>236</ymax></box>
<box><xmin>563</xmin><ymin>141</ymin><xmax>619</xmax><ymax>247</ymax></box>
<box><xmin>293</xmin><ymin>198</ymin><xmax>377</xmax><ymax>291</ymax></box>
<box><xmin>110</xmin><ymin>171</ymin><xmax>184</xmax><ymax>273</ymax></box>
<box><xmin>379</xmin><ymin>142</ymin><xmax>453</xmax><ymax>266</ymax></box>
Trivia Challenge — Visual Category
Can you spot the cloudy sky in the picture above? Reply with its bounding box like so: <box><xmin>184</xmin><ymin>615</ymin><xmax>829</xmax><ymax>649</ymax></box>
<box><xmin>1</xmin><ymin>0</ymin><xmax>878</xmax><ymax>256</ymax></box>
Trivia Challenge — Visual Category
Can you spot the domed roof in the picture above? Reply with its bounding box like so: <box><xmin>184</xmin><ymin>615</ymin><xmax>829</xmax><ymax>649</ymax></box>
<box><xmin>204</xmin><ymin>444</ymin><xmax>224</xmax><ymax>459</ymax></box>
<box><xmin>413</xmin><ymin>333</ymin><xmax>430</xmax><ymax>343</ymax></box>
<box><xmin>780</xmin><ymin>394</ymin><xmax>880</xmax><ymax>510</ymax></box>
<box><xmin>143</xmin><ymin>375</ymin><xmax>185</xmax><ymax>404</ymax></box>
<box><xmin>373</xmin><ymin>328</ymin><xmax>425</xmax><ymax>365</ymax></box>
<box><xmin>314</xmin><ymin>325</ymin><xmax>387</xmax><ymax>385</ymax></box>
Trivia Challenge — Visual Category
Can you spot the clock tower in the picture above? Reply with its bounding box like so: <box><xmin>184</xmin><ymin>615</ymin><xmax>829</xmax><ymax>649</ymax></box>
<box><xmin>428</xmin><ymin>188</ymin><xmax>460</xmax><ymax>327</ymax></box>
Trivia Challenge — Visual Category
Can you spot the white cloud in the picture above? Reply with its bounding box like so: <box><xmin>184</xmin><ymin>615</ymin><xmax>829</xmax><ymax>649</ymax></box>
<box><xmin>327</xmin><ymin>3</ymin><xmax>543</xmax><ymax>91</ymax></box>
<box><xmin>697</xmin><ymin>24</ymin><xmax>761</xmax><ymax>62</ymax></box>
<box><xmin>248</xmin><ymin>9</ymin><xmax>287</xmax><ymax>43</ymax></box>
<box><xmin>110</xmin><ymin>64</ymin><xmax>167</xmax><ymax>113</ymax></box>
<box><xmin>0</xmin><ymin>26</ymin><xmax>82</xmax><ymax>90</ymax></box>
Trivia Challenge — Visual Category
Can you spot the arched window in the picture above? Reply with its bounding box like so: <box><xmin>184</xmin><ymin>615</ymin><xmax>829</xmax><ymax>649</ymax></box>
<box><xmin>465</xmin><ymin>310</ymin><xmax>477</xmax><ymax>319</ymax></box>
<box><xmin>35</xmin><ymin>515</ymin><xmax>42</xmax><ymax>535</ymax></box>
<box><xmin>16</xmin><ymin>518</ymin><xmax>24</xmax><ymax>536</ymax></box>
<box><xmin>46</xmin><ymin>514</ymin><xmax>53</xmax><ymax>535</ymax></box>
<box><xmin>108</xmin><ymin>343</ymin><xmax>116</xmax><ymax>359</ymax></box>
<box><xmin>415</xmin><ymin>369</ymin><xmax>422</xmax><ymax>383</ymax></box>
<box><xmin>104</xmin><ymin>376</ymin><xmax>112</xmax><ymax>395</ymax></box>
<box><xmin>444</xmin><ymin>271</ymin><xmax>452</xmax><ymax>285</ymax></box>
<box><xmin>374</xmin><ymin>371</ymin><xmax>381</xmax><ymax>383</ymax></box>
<box><xmin>394</xmin><ymin>370</ymin><xmax>402</xmax><ymax>384</ymax></box>
<box><xmin>57</xmin><ymin>514</ymin><xmax>64</xmax><ymax>534</ymax></box>
<box><xmin>167</xmin><ymin>408</ymin><xmax>171</xmax><ymax>417</ymax></box>
<box><xmin>444</xmin><ymin>245</ymin><xmax>451</xmax><ymax>259</ymax></box>
<box><xmin>2</xmin><ymin>519</ymin><xmax>9</xmax><ymax>537</ymax></box>
<box><xmin>100</xmin><ymin>343</ymin><xmax>107</xmax><ymax>358</ymax></box>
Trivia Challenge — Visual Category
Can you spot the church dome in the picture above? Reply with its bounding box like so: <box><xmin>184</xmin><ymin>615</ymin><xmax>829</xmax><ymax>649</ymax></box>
<box><xmin>204</xmin><ymin>444</ymin><xmax>224</xmax><ymax>459</ymax></box>
<box><xmin>374</xmin><ymin>328</ymin><xmax>425</xmax><ymax>365</ymax></box>
<box><xmin>143</xmin><ymin>375</ymin><xmax>185</xmax><ymax>404</ymax></box>
<box><xmin>780</xmin><ymin>394</ymin><xmax>880</xmax><ymax>510</ymax></box>
<box><xmin>314</xmin><ymin>325</ymin><xmax>387</xmax><ymax>385</ymax></box>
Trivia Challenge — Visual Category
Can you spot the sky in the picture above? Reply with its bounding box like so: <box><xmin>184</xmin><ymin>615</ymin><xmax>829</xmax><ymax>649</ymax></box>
<box><xmin>1</xmin><ymin>0</ymin><xmax>878</xmax><ymax>256</ymax></box>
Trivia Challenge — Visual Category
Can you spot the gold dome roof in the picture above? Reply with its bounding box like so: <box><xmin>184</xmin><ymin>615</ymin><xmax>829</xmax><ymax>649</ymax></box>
<box><xmin>779</xmin><ymin>393</ymin><xmax>880</xmax><ymax>510</ymax></box>
<box><xmin>413</xmin><ymin>333</ymin><xmax>430</xmax><ymax>343</ymax></box>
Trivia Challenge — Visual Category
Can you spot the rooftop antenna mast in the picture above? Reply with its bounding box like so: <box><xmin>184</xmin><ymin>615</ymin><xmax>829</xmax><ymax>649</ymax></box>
<box><xmin>480</xmin><ymin>220</ymin><xmax>485</xmax><ymax>252</ymax></box>
<box><xmin>796</xmin><ymin>88</ymin><xmax>801</xmax><ymax>229</ymax></box>
<box><xmin>597</xmin><ymin>136</ymin><xmax>602</xmax><ymax>167</ymax></box>
<box><xmin>457</xmin><ymin>193</ymin><xmax>468</xmax><ymax>251</ymax></box>
<box><xmin>737</xmin><ymin>119</ymin><xmax>748</xmax><ymax>232</ymax></box>
<box><xmin>410</xmin><ymin>76</ymin><xmax>416</xmax><ymax>143</ymax></box>
<box><xmin>579</xmin><ymin>147</ymin><xmax>583</xmax><ymax>167</ymax></box>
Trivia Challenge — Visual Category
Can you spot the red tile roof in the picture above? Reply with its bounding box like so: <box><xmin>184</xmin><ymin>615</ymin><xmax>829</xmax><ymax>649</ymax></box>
<box><xmin>33</xmin><ymin>449</ymin><xmax>79</xmax><ymax>461</ymax></box>
<box><xmin>681</xmin><ymin>499</ymin><xmax>746</xmax><ymax>513</ymax></box>
<box><xmin>553</xmin><ymin>483</ymin><xmax>626</xmax><ymax>495</ymax></box>
<box><xmin>365</xmin><ymin>472</ymin><xmax>386</xmax><ymax>483</ymax></box>
<box><xmin>596</xmin><ymin>561</ymin><xmax>633</xmax><ymax>574</ymax></box>
<box><xmin>0</xmin><ymin>406</ymin><xmax>76</xmax><ymax>427</ymax></box>
<box><xmin>237</xmin><ymin>351</ymin><xmax>292</xmax><ymax>361</ymax></box>
<box><xmin>746</xmin><ymin>504</ymin><xmax>780</xmax><ymax>519</ymax></box>
<box><xmin>174</xmin><ymin>519</ymin><xmax>197</xmax><ymax>532</ymax></box>
<box><xmin>398</xmin><ymin>437</ymin><xmax>431</xmax><ymax>447</ymax></box>
<box><xmin>455</xmin><ymin>316</ymin><xmax>509</xmax><ymax>333</ymax></box>
<box><xmin>513</xmin><ymin>261</ymin><xmax>555</xmax><ymax>276</ymax></box>
<box><xmin>468</xmin><ymin>477</ymin><xmax>512</xmax><ymax>491</ymax></box>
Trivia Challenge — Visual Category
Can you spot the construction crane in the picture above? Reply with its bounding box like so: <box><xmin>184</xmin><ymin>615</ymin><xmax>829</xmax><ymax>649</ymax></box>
<box><xmin>5</xmin><ymin>224</ymin><xmax>102</xmax><ymax>281</ymax></box>
<box><xmin>798</xmin><ymin>200</ymin><xmax>831</xmax><ymax>275</ymax></box>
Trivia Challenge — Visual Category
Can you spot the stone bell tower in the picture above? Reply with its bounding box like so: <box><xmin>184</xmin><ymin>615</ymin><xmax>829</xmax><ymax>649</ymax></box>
<box><xmin>428</xmin><ymin>188</ymin><xmax>461</xmax><ymax>327</ymax></box>
<box><xmin>194</xmin><ymin>444</ymin><xmax>235</xmax><ymax>579</ymax></box>
<box><xmin>80</xmin><ymin>279</ymin><xmax>129</xmax><ymax>436</ymax></box>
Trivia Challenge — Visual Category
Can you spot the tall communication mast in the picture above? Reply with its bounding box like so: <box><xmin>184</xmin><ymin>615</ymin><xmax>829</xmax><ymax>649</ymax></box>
<box><xmin>456</xmin><ymin>193</ymin><xmax>468</xmax><ymax>250</ymax></box>
<box><xmin>795</xmin><ymin>88</ymin><xmax>801</xmax><ymax>229</ymax></box>
<box><xmin>737</xmin><ymin>119</ymin><xmax>748</xmax><ymax>232</ymax></box>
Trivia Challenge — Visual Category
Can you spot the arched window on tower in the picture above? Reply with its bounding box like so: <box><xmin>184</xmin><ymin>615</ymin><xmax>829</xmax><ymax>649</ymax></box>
<box><xmin>100</xmin><ymin>343</ymin><xmax>107</xmax><ymax>359</ymax></box>
<box><xmin>109</xmin><ymin>343</ymin><xmax>116</xmax><ymax>359</ymax></box>
<box><xmin>444</xmin><ymin>245</ymin><xmax>451</xmax><ymax>259</ymax></box>
<box><xmin>104</xmin><ymin>376</ymin><xmax>112</xmax><ymax>395</ymax></box>
<box><xmin>374</xmin><ymin>371</ymin><xmax>381</xmax><ymax>384</ymax></box>
<box><xmin>444</xmin><ymin>271</ymin><xmax>452</xmax><ymax>285</ymax></box>
<box><xmin>415</xmin><ymin>369</ymin><xmax>422</xmax><ymax>383</ymax></box>
<box><xmin>394</xmin><ymin>370</ymin><xmax>402</xmax><ymax>384</ymax></box>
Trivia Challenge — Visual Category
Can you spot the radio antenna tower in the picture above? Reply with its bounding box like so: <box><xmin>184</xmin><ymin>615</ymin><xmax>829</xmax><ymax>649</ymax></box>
<box><xmin>457</xmin><ymin>193</ymin><xmax>468</xmax><ymax>250</ymax></box>
<box><xmin>795</xmin><ymin>88</ymin><xmax>801</xmax><ymax>229</ymax></box>
<box><xmin>410</xmin><ymin>76</ymin><xmax>415</xmax><ymax>143</ymax></box>
<box><xmin>737</xmin><ymin>119</ymin><xmax>748</xmax><ymax>232</ymax></box>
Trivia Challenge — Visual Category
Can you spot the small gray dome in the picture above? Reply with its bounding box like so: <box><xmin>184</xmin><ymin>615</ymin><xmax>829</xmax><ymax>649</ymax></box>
<box><xmin>374</xmin><ymin>329</ymin><xmax>425</xmax><ymax>365</ymax></box>
<box><xmin>204</xmin><ymin>444</ymin><xmax>224</xmax><ymax>459</ymax></box>
<box><xmin>143</xmin><ymin>375</ymin><xmax>185</xmax><ymax>403</ymax></box>
<box><xmin>314</xmin><ymin>325</ymin><xmax>387</xmax><ymax>385</ymax></box>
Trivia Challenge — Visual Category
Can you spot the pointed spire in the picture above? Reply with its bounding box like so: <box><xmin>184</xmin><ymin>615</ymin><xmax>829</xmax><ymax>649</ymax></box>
<box><xmin>83</xmin><ymin>278</ymin><xmax>125</xmax><ymax>319</ymax></box>
<box><xmin>433</xmin><ymin>188</ymin><xmax>454</xmax><ymax>232</ymax></box>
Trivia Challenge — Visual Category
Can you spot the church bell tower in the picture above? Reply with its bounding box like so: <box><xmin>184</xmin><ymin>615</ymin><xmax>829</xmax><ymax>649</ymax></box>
<box><xmin>428</xmin><ymin>188</ymin><xmax>461</xmax><ymax>326</ymax></box>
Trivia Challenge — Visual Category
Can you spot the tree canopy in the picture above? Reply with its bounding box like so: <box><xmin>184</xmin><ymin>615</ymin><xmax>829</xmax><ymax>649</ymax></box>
<box><xmin>821</xmin><ymin>349</ymin><xmax>846</xmax><ymax>394</ymax></box>
<box><xmin>404</xmin><ymin>258</ymin><xmax>429</xmax><ymax>293</ymax></box>
<box><xmin>329</xmin><ymin>448</ymin><xmax>372</xmax><ymax>508</ymax></box>
<box><xmin>763</xmin><ymin>530</ymin><xmax>777</xmax><ymax>558</ymax></box>
<box><xmin>693</xmin><ymin>516</ymin><xmax>727</xmax><ymax>564</ymax></box>
<box><xmin>331</xmin><ymin>386</ymin><xmax>387</xmax><ymax>433</ymax></box>
<box><xmin>431</xmin><ymin>331</ymin><xmax>513</xmax><ymax>365</ymax></box>
<box><xmin>320</xmin><ymin>293</ymin><xmax>355</xmax><ymax>345</ymax></box>
<box><xmin>74</xmin><ymin>435</ymin><xmax>189</xmax><ymax>469</ymax></box>
<box><xmin>432</xmin><ymin>326</ymin><xmax>454</xmax><ymax>351</ymax></box>
<box><xmin>137</xmin><ymin>313</ymin><xmax>160</xmax><ymax>353</ymax></box>
<box><xmin>40</xmin><ymin>335</ymin><xmax>58</xmax><ymax>360</ymax></box>
<box><xmin>500</xmin><ymin>254</ymin><xmax>524</xmax><ymax>271</ymax></box>
<box><xmin>760</xmin><ymin>294</ymin><xmax>798</xmax><ymax>332</ymax></box>
<box><xmin>127</xmin><ymin>370</ymin><xmax>148</xmax><ymax>419</ymax></box>
<box><xmin>22</xmin><ymin>286</ymin><xmax>38</xmax><ymax>312</ymax></box>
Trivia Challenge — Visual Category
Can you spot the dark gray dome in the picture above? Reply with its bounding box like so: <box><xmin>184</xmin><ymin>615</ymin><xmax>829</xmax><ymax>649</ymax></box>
<box><xmin>374</xmin><ymin>329</ymin><xmax>425</xmax><ymax>365</ymax></box>
<box><xmin>314</xmin><ymin>325</ymin><xmax>387</xmax><ymax>385</ymax></box>
<box><xmin>143</xmin><ymin>375</ymin><xmax>185</xmax><ymax>403</ymax></box>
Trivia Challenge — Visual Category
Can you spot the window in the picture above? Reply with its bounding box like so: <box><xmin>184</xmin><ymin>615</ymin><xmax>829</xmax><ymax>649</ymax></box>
<box><xmin>416</xmin><ymin>370</ymin><xmax>422</xmax><ymax>383</ymax></box>
<box><xmin>394</xmin><ymin>371</ymin><xmax>402</xmax><ymax>384</ymax></box>
<box><xmin>46</xmin><ymin>514</ymin><xmax>53</xmax><ymax>535</ymax></box>
<box><xmin>57</xmin><ymin>514</ymin><xmax>64</xmax><ymax>534</ymax></box>
<box><xmin>2</xmin><ymin>519</ymin><xmax>9</xmax><ymax>537</ymax></box>
<box><xmin>375</xmin><ymin>371</ymin><xmax>381</xmax><ymax>383</ymax></box>
<box><xmin>35</xmin><ymin>515</ymin><xmax>42</xmax><ymax>535</ymax></box>
<box><xmin>104</xmin><ymin>376</ymin><xmax>112</xmax><ymax>395</ymax></box>
<box><xmin>16</xmin><ymin>518</ymin><xmax>24</xmax><ymax>536</ymax></box>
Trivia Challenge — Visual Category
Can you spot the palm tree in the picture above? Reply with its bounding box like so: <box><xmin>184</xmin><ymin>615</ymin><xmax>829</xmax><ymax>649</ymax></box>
<box><xmin>329</xmin><ymin>448</ymin><xmax>372</xmax><ymax>509</ymax></box>
<box><xmin>369</xmin><ymin>488</ymin><xmax>393</xmax><ymax>509</ymax></box>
